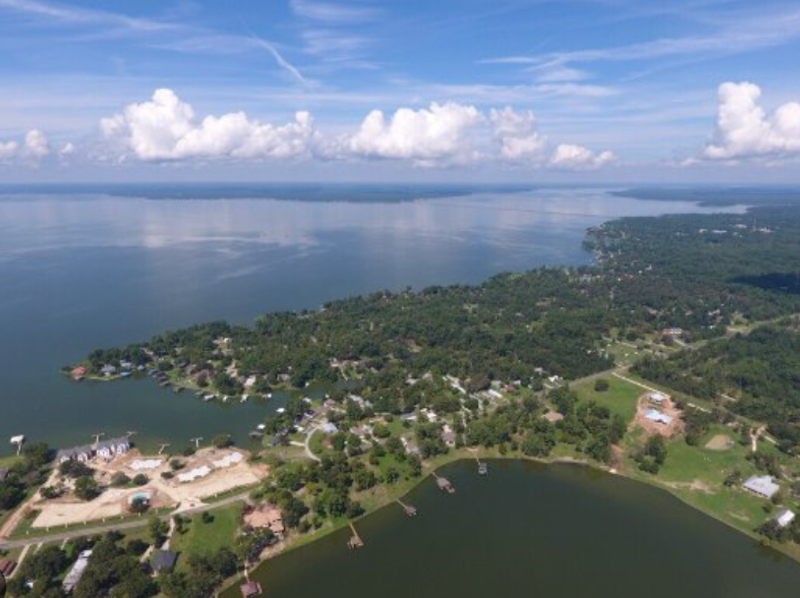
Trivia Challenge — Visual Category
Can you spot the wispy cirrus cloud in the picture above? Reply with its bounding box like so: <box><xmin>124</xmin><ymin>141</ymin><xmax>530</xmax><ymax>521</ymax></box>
<box><xmin>480</xmin><ymin>6</ymin><xmax>800</xmax><ymax>72</ymax></box>
<box><xmin>290</xmin><ymin>0</ymin><xmax>379</xmax><ymax>24</ymax></box>
<box><xmin>0</xmin><ymin>0</ymin><xmax>311</xmax><ymax>86</ymax></box>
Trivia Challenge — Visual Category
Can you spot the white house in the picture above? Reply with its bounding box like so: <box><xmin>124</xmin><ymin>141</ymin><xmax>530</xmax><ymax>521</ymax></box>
<box><xmin>743</xmin><ymin>475</ymin><xmax>780</xmax><ymax>499</ymax></box>
<box><xmin>95</xmin><ymin>437</ymin><xmax>130</xmax><ymax>461</ymax></box>
<box><xmin>776</xmin><ymin>509</ymin><xmax>796</xmax><ymax>528</ymax></box>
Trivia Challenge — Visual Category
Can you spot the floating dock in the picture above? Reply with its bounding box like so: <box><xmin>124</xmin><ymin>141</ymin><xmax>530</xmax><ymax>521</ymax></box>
<box><xmin>397</xmin><ymin>499</ymin><xmax>418</xmax><ymax>516</ymax></box>
<box><xmin>347</xmin><ymin>522</ymin><xmax>364</xmax><ymax>549</ymax></box>
<box><xmin>433</xmin><ymin>472</ymin><xmax>455</xmax><ymax>494</ymax></box>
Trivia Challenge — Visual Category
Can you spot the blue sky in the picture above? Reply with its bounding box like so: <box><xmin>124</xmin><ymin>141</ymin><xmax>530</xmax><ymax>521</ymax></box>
<box><xmin>2</xmin><ymin>0</ymin><xmax>800</xmax><ymax>182</ymax></box>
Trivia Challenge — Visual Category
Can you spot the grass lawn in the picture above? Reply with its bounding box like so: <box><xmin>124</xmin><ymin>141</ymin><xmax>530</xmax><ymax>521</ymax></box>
<box><xmin>657</xmin><ymin>425</ymin><xmax>753</xmax><ymax>486</ymax></box>
<box><xmin>574</xmin><ymin>376</ymin><xmax>642</xmax><ymax>423</ymax></box>
<box><xmin>170</xmin><ymin>503</ymin><xmax>242</xmax><ymax>563</ymax></box>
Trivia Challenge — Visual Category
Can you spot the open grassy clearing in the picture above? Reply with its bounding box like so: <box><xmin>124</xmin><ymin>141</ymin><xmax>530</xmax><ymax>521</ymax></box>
<box><xmin>170</xmin><ymin>503</ymin><xmax>242</xmax><ymax>566</ymax></box>
<box><xmin>574</xmin><ymin>375</ymin><xmax>642</xmax><ymax>423</ymax></box>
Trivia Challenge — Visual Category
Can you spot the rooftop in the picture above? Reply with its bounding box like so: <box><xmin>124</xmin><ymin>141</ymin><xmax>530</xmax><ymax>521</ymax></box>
<box><xmin>743</xmin><ymin>475</ymin><xmax>780</xmax><ymax>498</ymax></box>
<box><xmin>152</xmin><ymin>550</ymin><xmax>179</xmax><ymax>573</ymax></box>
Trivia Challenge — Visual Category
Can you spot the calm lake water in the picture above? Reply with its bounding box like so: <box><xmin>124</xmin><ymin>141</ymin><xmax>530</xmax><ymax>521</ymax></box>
<box><xmin>0</xmin><ymin>186</ymin><xmax>740</xmax><ymax>455</ymax></box>
<box><xmin>222</xmin><ymin>460</ymin><xmax>800</xmax><ymax>598</ymax></box>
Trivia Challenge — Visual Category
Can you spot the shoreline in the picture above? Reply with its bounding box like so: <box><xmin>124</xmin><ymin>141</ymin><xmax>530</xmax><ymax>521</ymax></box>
<box><xmin>219</xmin><ymin>450</ymin><xmax>800</xmax><ymax>595</ymax></box>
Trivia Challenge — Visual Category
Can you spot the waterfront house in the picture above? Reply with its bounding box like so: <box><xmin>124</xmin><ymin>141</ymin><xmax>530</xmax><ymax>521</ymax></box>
<box><xmin>63</xmin><ymin>550</ymin><xmax>92</xmax><ymax>593</ymax></box>
<box><xmin>152</xmin><ymin>550</ymin><xmax>178</xmax><ymax>575</ymax></box>
<box><xmin>743</xmin><ymin>475</ymin><xmax>780</xmax><ymax>499</ymax></box>
<box><xmin>776</xmin><ymin>509</ymin><xmax>796</xmax><ymax>528</ymax></box>
<box><xmin>71</xmin><ymin>366</ymin><xmax>88</xmax><ymax>380</ymax></box>
<box><xmin>56</xmin><ymin>444</ymin><xmax>94</xmax><ymax>464</ymax></box>
<box><xmin>442</xmin><ymin>429</ymin><xmax>456</xmax><ymax>447</ymax></box>
<box><xmin>95</xmin><ymin>437</ymin><xmax>131</xmax><ymax>461</ymax></box>
<box><xmin>244</xmin><ymin>504</ymin><xmax>285</xmax><ymax>539</ymax></box>
<box><xmin>100</xmin><ymin>364</ymin><xmax>117</xmax><ymax>377</ymax></box>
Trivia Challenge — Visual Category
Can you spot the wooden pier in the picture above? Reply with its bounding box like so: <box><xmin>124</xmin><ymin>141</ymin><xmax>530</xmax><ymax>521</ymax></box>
<box><xmin>396</xmin><ymin>499</ymin><xmax>418</xmax><ymax>516</ymax></box>
<box><xmin>347</xmin><ymin>522</ymin><xmax>364</xmax><ymax>549</ymax></box>
<box><xmin>433</xmin><ymin>472</ymin><xmax>455</xmax><ymax>494</ymax></box>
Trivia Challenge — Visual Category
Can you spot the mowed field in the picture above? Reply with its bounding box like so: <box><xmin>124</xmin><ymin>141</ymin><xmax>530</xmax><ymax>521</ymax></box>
<box><xmin>574</xmin><ymin>376</ymin><xmax>642</xmax><ymax>423</ymax></box>
<box><xmin>170</xmin><ymin>503</ymin><xmax>242</xmax><ymax>566</ymax></box>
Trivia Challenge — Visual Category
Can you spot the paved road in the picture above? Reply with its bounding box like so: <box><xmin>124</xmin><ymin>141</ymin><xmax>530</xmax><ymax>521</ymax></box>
<box><xmin>0</xmin><ymin>491</ymin><xmax>251</xmax><ymax>551</ymax></box>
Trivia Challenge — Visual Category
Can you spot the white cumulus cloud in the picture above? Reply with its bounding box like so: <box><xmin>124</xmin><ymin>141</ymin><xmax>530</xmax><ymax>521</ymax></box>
<box><xmin>490</xmin><ymin>107</ymin><xmax>548</xmax><ymax>163</ymax></box>
<box><xmin>96</xmin><ymin>89</ymin><xmax>616</xmax><ymax>170</ymax></box>
<box><xmin>0</xmin><ymin>129</ymin><xmax>51</xmax><ymax>161</ymax></box>
<box><xmin>704</xmin><ymin>82</ymin><xmax>800</xmax><ymax>161</ymax></box>
<box><xmin>101</xmin><ymin>89</ymin><xmax>317</xmax><ymax>161</ymax></box>
<box><xmin>549</xmin><ymin>144</ymin><xmax>616</xmax><ymax>170</ymax></box>
<box><xmin>340</xmin><ymin>102</ymin><xmax>483</xmax><ymax>167</ymax></box>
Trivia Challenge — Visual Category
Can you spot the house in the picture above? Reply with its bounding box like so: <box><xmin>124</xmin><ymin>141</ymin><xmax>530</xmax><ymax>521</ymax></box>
<box><xmin>0</xmin><ymin>468</ymin><xmax>8</xmax><ymax>482</ymax></box>
<box><xmin>743</xmin><ymin>475</ymin><xmax>780</xmax><ymax>499</ymax></box>
<box><xmin>56</xmin><ymin>444</ymin><xmax>94</xmax><ymax>464</ymax></box>
<box><xmin>662</xmin><ymin>328</ymin><xmax>684</xmax><ymax>337</ymax></box>
<box><xmin>244</xmin><ymin>504</ymin><xmax>285</xmax><ymax>539</ymax></box>
<box><xmin>442</xmin><ymin>425</ymin><xmax>456</xmax><ymax>447</ymax></box>
<box><xmin>71</xmin><ymin>366</ymin><xmax>88</xmax><ymax>380</ymax></box>
<box><xmin>645</xmin><ymin>409</ymin><xmax>673</xmax><ymax>425</ymax></box>
<box><xmin>152</xmin><ymin>550</ymin><xmax>179</xmax><ymax>575</ymax></box>
<box><xmin>100</xmin><ymin>364</ymin><xmax>117</xmax><ymax>376</ymax></box>
<box><xmin>648</xmin><ymin>392</ymin><xmax>668</xmax><ymax>404</ymax></box>
<box><xmin>776</xmin><ymin>509</ymin><xmax>796</xmax><ymax>528</ymax></box>
<box><xmin>320</xmin><ymin>422</ymin><xmax>339</xmax><ymax>435</ymax></box>
<box><xmin>95</xmin><ymin>437</ymin><xmax>131</xmax><ymax>461</ymax></box>
<box><xmin>241</xmin><ymin>580</ymin><xmax>263</xmax><ymax>598</ymax></box>
<box><xmin>63</xmin><ymin>550</ymin><xmax>92</xmax><ymax>593</ymax></box>
<box><xmin>544</xmin><ymin>411</ymin><xmax>564</xmax><ymax>423</ymax></box>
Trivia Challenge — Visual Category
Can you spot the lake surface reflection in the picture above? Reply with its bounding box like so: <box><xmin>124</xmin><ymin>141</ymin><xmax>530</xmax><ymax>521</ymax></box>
<box><xmin>0</xmin><ymin>187</ymin><xmax>743</xmax><ymax>453</ymax></box>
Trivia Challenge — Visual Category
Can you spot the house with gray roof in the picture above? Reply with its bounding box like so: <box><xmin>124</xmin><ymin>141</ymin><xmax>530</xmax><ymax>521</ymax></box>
<box><xmin>152</xmin><ymin>550</ymin><xmax>178</xmax><ymax>575</ymax></box>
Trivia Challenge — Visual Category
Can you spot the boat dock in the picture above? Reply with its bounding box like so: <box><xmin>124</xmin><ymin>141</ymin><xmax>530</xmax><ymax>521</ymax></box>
<box><xmin>397</xmin><ymin>499</ymin><xmax>418</xmax><ymax>516</ymax></box>
<box><xmin>476</xmin><ymin>456</ymin><xmax>488</xmax><ymax>475</ymax></box>
<box><xmin>347</xmin><ymin>522</ymin><xmax>364</xmax><ymax>549</ymax></box>
<box><xmin>433</xmin><ymin>472</ymin><xmax>455</xmax><ymax>494</ymax></box>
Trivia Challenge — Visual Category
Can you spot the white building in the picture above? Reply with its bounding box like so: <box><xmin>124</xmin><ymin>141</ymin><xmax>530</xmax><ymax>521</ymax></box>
<box><xmin>776</xmin><ymin>509</ymin><xmax>796</xmax><ymax>528</ymax></box>
<box><xmin>645</xmin><ymin>408</ymin><xmax>673</xmax><ymax>425</ymax></box>
<box><xmin>63</xmin><ymin>550</ymin><xmax>93</xmax><ymax>593</ymax></box>
<box><xmin>743</xmin><ymin>475</ymin><xmax>780</xmax><ymax>499</ymax></box>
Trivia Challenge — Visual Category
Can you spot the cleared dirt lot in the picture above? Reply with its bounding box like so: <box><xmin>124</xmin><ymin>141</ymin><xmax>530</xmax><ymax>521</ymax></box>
<box><xmin>32</xmin><ymin>448</ymin><xmax>266</xmax><ymax>529</ymax></box>
<box><xmin>632</xmin><ymin>394</ymin><xmax>684</xmax><ymax>438</ymax></box>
